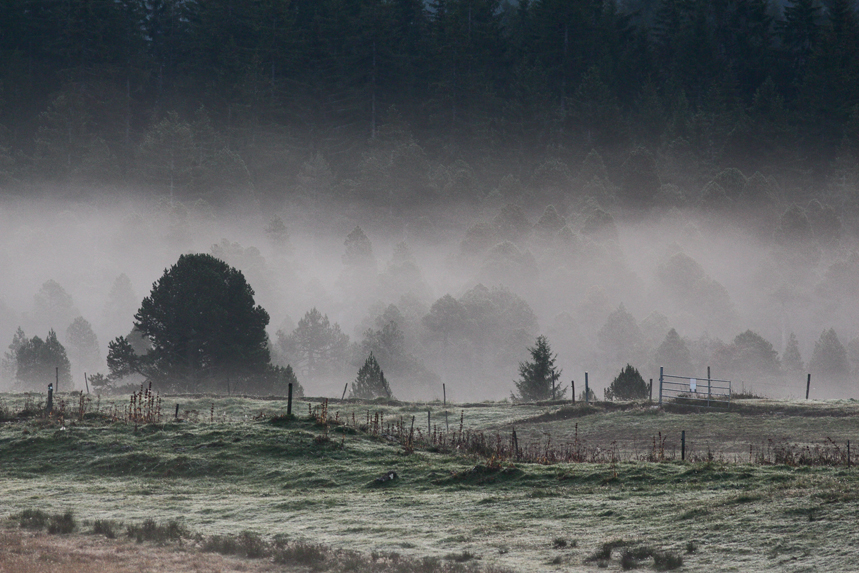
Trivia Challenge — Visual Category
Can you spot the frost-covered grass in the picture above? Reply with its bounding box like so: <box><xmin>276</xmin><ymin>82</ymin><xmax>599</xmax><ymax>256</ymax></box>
<box><xmin>2</xmin><ymin>392</ymin><xmax>859</xmax><ymax>572</ymax></box>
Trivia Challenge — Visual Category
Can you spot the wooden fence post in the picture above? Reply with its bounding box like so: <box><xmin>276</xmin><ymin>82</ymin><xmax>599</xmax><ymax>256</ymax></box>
<box><xmin>287</xmin><ymin>383</ymin><xmax>293</xmax><ymax>415</ymax></box>
<box><xmin>46</xmin><ymin>383</ymin><xmax>54</xmax><ymax>415</ymax></box>
<box><xmin>585</xmin><ymin>372</ymin><xmax>589</xmax><ymax>404</ymax></box>
<box><xmin>571</xmin><ymin>380</ymin><xmax>575</xmax><ymax>404</ymax></box>
<box><xmin>806</xmin><ymin>374</ymin><xmax>811</xmax><ymax>400</ymax></box>
<box><xmin>341</xmin><ymin>383</ymin><xmax>348</xmax><ymax>400</ymax></box>
<box><xmin>512</xmin><ymin>426</ymin><xmax>519</xmax><ymax>459</ymax></box>
<box><xmin>681</xmin><ymin>430</ymin><xmax>686</xmax><ymax>461</ymax></box>
<box><xmin>659</xmin><ymin>367</ymin><xmax>664</xmax><ymax>406</ymax></box>
<box><xmin>707</xmin><ymin>366</ymin><xmax>711</xmax><ymax>408</ymax></box>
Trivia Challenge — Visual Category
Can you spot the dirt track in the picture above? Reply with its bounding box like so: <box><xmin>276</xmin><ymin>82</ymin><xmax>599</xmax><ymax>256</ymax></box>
<box><xmin>0</xmin><ymin>529</ymin><xmax>285</xmax><ymax>573</ymax></box>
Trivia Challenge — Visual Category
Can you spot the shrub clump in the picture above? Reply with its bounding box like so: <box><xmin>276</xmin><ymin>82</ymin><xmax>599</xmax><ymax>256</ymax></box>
<box><xmin>126</xmin><ymin>519</ymin><xmax>188</xmax><ymax>544</ymax></box>
<box><xmin>653</xmin><ymin>551</ymin><xmax>684</xmax><ymax>570</ymax></box>
<box><xmin>92</xmin><ymin>519</ymin><xmax>121</xmax><ymax>539</ymax></box>
<box><xmin>605</xmin><ymin>364</ymin><xmax>648</xmax><ymax>400</ymax></box>
<box><xmin>16</xmin><ymin>509</ymin><xmax>49</xmax><ymax>530</ymax></box>
<box><xmin>273</xmin><ymin>540</ymin><xmax>329</xmax><ymax>568</ymax></box>
<box><xmin>14</xmin><ymin>509</ymin><xmax>75</xmax><ymax>534</ymax></box>
<box><xmin>47</xmin><ymin>511</ymin><xmax>76</xmax><ymax>534</ymax></box>
<box><xmin>204</xmin><ymin>531</ymin><xmax>267</xmax><ymax>558</ymax></box>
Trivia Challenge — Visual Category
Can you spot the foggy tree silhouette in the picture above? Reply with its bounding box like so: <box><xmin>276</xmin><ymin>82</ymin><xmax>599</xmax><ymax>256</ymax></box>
<box><xmin>2</xmin><ymin>328</ymin><xmax>27</xmax><ymax>385</ymax></box>
<box><xmin>654</xmin><ymin>328</ymin><xmax>693</xmax><ymax>375</ymax></box>
<box><xmin>33</xmin><ymin>280</ymin><xmax>77</xmax><ymax>332</ymax></box>
<box><xmin>277</xmin><ymin>308</ymin><xmax>350</xmax><ymax>384</ymax></box>
<box><xmin>459</xmin><ymin>284</ymin><xmax>539</xmax><ymax>379</ymax></box>
<box><xmin>65</xmin><ymin>317</ymin><xmax>101</xmax><ymax>380</ymax></box>
<box><xmin>597</xmin><ymin>304</ymin><xmax>642</xmax><ymax>365</ymax></box>
<box><xmin>264</xmin><ymin>216</ymin><xmax>291</xmax><ymax>251</ymax></box>
<box><xmin>15</xmin><ymin>329</ymin><xmax>72</xmax><ymax>391</ymax></box>
<box><xmin>423</xmin><ymin>294</ymin><xmax>467</xmax><ymax>349</ymax></box>
<box><xmin>103</xmin><ymin>274</ymin><xmax>138</xmax><ymax>335</ymax></box>
<box><xmin>716</xmin><ymin>330</ymin><xmax>781</xmax><ymax>376</ymax></box>
<box><xmin>783</xmin><ymin>332</ymin><xmax>805</xmax><ymax>373</ymax></box>
<box><xmin>513</xmin><ymin>335</ymin><xmax>564</xmax><ymax>402</ymax></box>
<box><xmin>343</xmin><ymin>226</ymin><xmax>375</xmax><ymax>267</ymax></box>
<box><xmin>809</xmin><ymin>328</ymin><xmax>850</xmax><ymax>383</ymax></box>
<box><xmin>360</xmin><ymin>318</ymin><xmax>438</xmax><ymax>394</ymax></box>
<box><xmin>107</xmin><ymin>253</ymin><xmax>270</xmax><ymax>392</ymax></box>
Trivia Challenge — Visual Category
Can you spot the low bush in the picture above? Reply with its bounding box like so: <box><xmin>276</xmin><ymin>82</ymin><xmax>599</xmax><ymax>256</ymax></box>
<box><xmin>16</xmin><ymin>509</ymin><xmax>49</xmax><ymax>530</ymax></box>
<box><xmin>126</xmin><ymin>519</ymin><xmax>187</xmax><ymax>544</ymax></box>
<box><xmin>653</xmin><ymin>550</ymin><xmax>684</xmax><ymax>570</ymax></box>
<box><xmin>92</xmin><ymin>519</ymin><xmax>121</xmax><ymax>538</ymax></box>
<box><xmin>273</xmin><ymin>540</ymin><xmax>328</xmax><ymax>568</ymax></box>
<box><xmin>47</xmin><ymin>511</ymin><xmax>76</xmax><ymax>534</ymax></box>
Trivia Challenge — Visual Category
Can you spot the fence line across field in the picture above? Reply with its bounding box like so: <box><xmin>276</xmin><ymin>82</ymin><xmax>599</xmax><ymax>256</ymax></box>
<box><xmin>659</xmin><ymin>366</ymin><xmax>732</xmax><ymax>408</ymax></box>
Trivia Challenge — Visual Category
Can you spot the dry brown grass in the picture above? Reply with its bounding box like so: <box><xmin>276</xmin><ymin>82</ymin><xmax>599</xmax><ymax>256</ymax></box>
<box><xmin>0</xmin><ymin>529</ymin><xmax>286</xmax><ymax>573</ymax></box>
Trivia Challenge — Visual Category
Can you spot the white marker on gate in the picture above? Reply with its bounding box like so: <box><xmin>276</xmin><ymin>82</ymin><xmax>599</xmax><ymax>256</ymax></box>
<box><xmin>690</xmin><ymin>378</ymin><xmax>697</xmax><ymax>393</ymax></box>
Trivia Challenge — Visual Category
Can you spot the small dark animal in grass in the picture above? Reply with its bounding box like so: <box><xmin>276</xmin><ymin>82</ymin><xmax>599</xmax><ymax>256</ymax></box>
<box><xmin>376</xmin><ymin>471</ymin><xmax>398</xmax><ymax>483</ymax></box>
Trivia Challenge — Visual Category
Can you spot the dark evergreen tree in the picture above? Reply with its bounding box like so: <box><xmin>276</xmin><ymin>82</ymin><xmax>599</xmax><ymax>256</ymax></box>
<box><xmin>351</xmin><ymin>352</ymin><xmax>393</xmax><ymax>399</ymax></box>
<box><xmin>799</xmin><ymin>0</ymin><xmax>859</xmax><ymax>158</ymax></box>
<box><xmin>513</xmin><ymin>335</ymin><xmax>564</xmax><ymax>401</ymax></box>
<box><xmin>107</xmin><ymin>253</ymin><xmax>271</xmax><ymax>392</ymax></box>
<box><xmin>779</xmin><ymin>0</ymin><xmax>823</xmax><ymax>70</ymax></box>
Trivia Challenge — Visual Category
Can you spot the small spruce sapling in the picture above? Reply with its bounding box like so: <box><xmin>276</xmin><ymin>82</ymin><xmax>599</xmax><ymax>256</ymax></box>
<box><xmin>351</xmin><ymin>353</ymin><xmax>393</xmax><ymax>399</ymax></box>
<box><xmin>513</xmin><ymin>335</ymin><xmax>565</xmax><ymax>401</ymax></box>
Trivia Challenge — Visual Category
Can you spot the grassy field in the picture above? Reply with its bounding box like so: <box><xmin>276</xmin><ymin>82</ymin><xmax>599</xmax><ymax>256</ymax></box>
<box><xmin>2</xmin><ymin>392</ymin><xmax>859</xmax><ymax>572</ymax></box>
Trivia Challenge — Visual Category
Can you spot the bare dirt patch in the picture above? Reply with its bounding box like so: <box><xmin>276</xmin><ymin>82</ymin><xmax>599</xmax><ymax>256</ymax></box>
<box><xmin>0</xmin><ymin>529</ymin><xmax>287</xmax><ymax>573</ymax></box>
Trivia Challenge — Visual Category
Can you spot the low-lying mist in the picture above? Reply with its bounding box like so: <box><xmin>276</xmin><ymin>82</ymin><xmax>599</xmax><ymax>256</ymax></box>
<box><xmin>1</xmin><ymin>187</ymin><xmax>857</xmax><ymax>402</ymax></box>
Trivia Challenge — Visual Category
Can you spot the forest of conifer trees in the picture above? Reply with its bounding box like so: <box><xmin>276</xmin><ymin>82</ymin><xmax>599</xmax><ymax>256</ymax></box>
<box><xmin>0</xmin><ymin>0</ymin><xmax>857</xmax><ymax>210</ymax></box>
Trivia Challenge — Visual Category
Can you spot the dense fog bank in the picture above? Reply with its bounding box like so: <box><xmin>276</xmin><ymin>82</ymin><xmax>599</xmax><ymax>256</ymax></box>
<box><xmin>1</xmin><ymin>184</ymin><xmax>857</xmax><ymax>401</ymax></box>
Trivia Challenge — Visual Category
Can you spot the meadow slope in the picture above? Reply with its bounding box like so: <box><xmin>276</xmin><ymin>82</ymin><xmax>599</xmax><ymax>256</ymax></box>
<box><xmin>2</xmin><ymin>394</ymin><xmax>859</xmax><ymax>572</ymax></box>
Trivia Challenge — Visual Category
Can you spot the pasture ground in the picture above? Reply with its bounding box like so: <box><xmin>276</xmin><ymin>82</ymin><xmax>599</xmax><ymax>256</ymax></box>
<box><xmin>2</xmin><ymin>393</ymin><xmax>859</xmax><ymax>572</ymax></box>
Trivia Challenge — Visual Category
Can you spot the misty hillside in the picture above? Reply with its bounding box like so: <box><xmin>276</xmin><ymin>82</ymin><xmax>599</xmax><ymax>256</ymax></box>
<box><xmin>1</xmin><ymin>0</ymin><xmax>858</xmax><ymax>401</ymax></box>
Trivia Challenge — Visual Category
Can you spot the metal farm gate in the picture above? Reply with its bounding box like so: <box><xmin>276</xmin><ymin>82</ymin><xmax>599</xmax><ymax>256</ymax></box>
<box><xmin>658</xmin><ymin>366</ymin><xmax>732</xmax><ymax>408</ymax></box>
